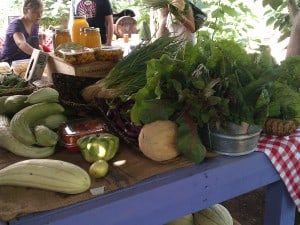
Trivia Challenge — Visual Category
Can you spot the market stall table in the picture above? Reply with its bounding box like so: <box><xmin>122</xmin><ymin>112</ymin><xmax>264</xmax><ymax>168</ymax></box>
<box><xmin>0</xmin><ymin>150</ymin><xmax>296</xmax><ymax>225</ymax></box>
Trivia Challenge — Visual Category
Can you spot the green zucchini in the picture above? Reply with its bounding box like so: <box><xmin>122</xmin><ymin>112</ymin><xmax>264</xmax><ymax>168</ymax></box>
<box><xmin>25</xmin><ymin>87</ymin><xmax>59</xmax><ymax>104</ymax></box>
<box><xmin>35</xmin><ymin>113</ymin><xmax>68</xmax><ymax>129</ymax></box>
<box><xmin>0</xmin><ymin>96</ymin><xmax>8</xmax><ymax>114</ymax></box>
<box><xmin>10</xmin><ymin>102</ymin><xmax>64</xmax><ymax>145</ymax></box>
<box><xmin>4</xmin><ymin>95</ymin><xmax>29</xmax><ymax>115</ymax></box>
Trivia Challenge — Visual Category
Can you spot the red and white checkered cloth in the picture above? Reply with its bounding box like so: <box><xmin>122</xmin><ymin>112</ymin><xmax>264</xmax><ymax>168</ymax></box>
<box><xmin>256</xmin><ymin>128</ymin><xmax>300</xmax><ymax>212</ymax></box>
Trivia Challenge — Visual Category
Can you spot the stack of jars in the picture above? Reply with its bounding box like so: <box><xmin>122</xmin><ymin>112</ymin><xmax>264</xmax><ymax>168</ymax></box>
<box><xmin>52</xmin><ymin>16</ymin><xmax>101</xmax><ymax>49</ymax></box>
<box><xmin>72</xmin><ymin>16</ymin><xmax>101</xmax><ymax>48</ymax></box>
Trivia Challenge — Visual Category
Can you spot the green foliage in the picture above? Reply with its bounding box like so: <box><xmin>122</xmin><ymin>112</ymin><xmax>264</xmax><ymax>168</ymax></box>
<box><xmin>41</xmin><ymin>0</ymin><xmax>70</xmax><ymax>28</ymax></box>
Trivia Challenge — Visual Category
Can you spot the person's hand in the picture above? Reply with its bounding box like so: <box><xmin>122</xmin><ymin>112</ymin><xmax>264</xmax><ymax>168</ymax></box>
<box><xmin>168</xmin><ymin>5</ymin><xmax>184</xmax><ymax>21</ymax></box>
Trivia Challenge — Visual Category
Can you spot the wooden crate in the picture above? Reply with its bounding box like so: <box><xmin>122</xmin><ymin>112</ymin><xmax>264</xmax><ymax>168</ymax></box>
<box><xmin>46</xmin><ymin>52</ymin><xmax>116</xmax><ymax>78</ymax></box>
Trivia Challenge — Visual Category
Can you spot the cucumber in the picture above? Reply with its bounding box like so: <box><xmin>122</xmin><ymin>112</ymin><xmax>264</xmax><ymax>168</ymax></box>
<box><xmin>4</xmin><ymin>95</ymin><xmax>29</xmax><ymax>115</ymax></box>
<box><xmin>25</xmin><ymin>87</ymin><xmax>59</xmax><ymax>104</ymax></box>
<box><xmin>10</xmin><ymin>102</ymin><xmax>64</xmax><ymax>145</ymax></box>
<box><xmin>0</xmin><ymin>115</ymin><xmax>55</xmax><ymax>158</ymax></box>
<box><xmin>0</xmin><ymin>159</ymin><xmax>91</xmax><ymax>194</ymax></box>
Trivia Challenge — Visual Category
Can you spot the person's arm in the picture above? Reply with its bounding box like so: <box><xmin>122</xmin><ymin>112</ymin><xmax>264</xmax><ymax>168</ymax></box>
<box><xmin>13</xmin><ymin>32</ymin><xmax>35</xmax><ymax>55</ymax></box>
<box><xmin>105</xmin><ymin>14</ymin><xmax>114</xmax><ymax>46</ymax></box>
<box><xmin>156</xmin><ymin>7</ymin><xmax>169</xmax><ymax>38</ymax></box>
<box><xmin>178</xmin><ymin>5</ymin><xmax>195</xmax><ymax>33</ymax></box>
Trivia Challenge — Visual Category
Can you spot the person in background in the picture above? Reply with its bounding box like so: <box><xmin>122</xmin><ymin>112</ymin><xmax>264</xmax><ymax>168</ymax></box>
<box><xmin>156</xmin><ymin>4</ymin><xmax>196</xmax><ymax>44</ymax></box>
<box><xmin>0</xmin><ymin>0</ymin><xmax>44</xmax><ymax>64</ymax></box>
<box><xmin>70</xmin><ymin>0</ymin><xmax>114</xmax><ymax>46</ymax></box>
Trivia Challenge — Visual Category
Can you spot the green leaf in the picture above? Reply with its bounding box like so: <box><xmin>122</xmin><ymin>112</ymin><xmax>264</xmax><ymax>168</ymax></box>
<box><xmin>131</xmin><ymin>99</ymin><xmax>176</xmax><ymax>124</ymax></box>
<box><xmin>176</xmin><ymin>113</ymin><xmax>207</xmax><ymax>164</ymax></box>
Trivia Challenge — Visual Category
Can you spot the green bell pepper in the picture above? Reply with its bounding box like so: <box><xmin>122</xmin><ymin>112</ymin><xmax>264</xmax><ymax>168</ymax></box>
<box><xmin>77</xmin><ymin>133</ymin><xmax>119</xmax><ymax>162</ymax></box>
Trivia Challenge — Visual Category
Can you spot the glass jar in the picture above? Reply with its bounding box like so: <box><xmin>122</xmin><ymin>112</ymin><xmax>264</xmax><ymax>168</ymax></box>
<box><xmin>71</xmin><ymin>16</ymin><xmax>89</xmax><ymax>44</ymax></box>
<box><xmin>79</xmin><ymin>27</ymin><xmax>89</xmax><ymax>46</ymax></box>
<box><xmin>53</xmin><ymin>29</ymin><xmax>71</xmax><ymax>49</ymax></box>
<box><xmin>83</xmin><ymin>27</ymin><xmax>101</xmax><ymax>48</ymax></box>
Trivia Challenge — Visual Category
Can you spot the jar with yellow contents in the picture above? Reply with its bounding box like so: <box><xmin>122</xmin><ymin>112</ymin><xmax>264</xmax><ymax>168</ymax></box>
<box><xmin>71</xmin><ymin>16</ymin><xmax>89</xmax><ymax>44</ymax></box>
<box><xmin>53</xmin><ymin>29</ymin><xmax>71</xmax><ymax>49</ymax></box>
<box><xmin>83</xmin><ymin>27</ymin><xmax>101</xmax><ymax>48</ymax></box>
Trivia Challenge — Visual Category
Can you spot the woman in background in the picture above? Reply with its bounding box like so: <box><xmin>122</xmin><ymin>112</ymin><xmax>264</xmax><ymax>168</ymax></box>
<box><xmin>156</xmin><ymin>4</ymin><xmax>196</xmax><ymax>44</ymax></box>
<box><xmin>0</xmin><ymin>0</ymin><xmax>44</xmax><ymax>64</ymax></box>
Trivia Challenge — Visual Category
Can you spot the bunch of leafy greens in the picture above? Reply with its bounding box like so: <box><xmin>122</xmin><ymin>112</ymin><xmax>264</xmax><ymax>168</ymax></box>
<box><xmin>129</xmin><ymin>36</ymin><xmax>281</xmax><ymax>163</ymax></box>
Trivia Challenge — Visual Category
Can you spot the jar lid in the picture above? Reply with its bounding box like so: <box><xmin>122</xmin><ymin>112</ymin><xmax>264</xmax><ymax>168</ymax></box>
<box><xmin>84</xmin><ymin>27</ymin><xmax>100</xmax><ymax>32</ymax></box>
<box><xmin>55</xmin><ymin>28</ymin><xmax>70</xmax><ymax>33</ymax></box>
<box><xmin>80</xmin><ymin>27</ymin><xmax>90</xmax><ymax>32</ymax></box>
<box><xmin>73</xmin><ymin>16</ymin><xmax>86</xmax><ymax>19</ymax></box>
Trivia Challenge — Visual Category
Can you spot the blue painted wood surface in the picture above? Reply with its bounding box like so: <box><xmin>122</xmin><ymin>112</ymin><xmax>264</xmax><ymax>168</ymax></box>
<box><xmin>2</xmin><ymin>152</ymin><xmax>296</xmax><ymax>225</ymax></box>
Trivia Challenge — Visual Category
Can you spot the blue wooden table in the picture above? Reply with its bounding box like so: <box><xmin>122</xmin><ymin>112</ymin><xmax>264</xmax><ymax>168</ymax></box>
<box><xmin>0</xmin><ymin>152</ymin><xmax>296</xmax><ymax>225</ymax></box>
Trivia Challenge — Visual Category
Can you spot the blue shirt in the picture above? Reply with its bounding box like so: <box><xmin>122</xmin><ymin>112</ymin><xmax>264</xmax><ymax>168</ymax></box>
<box><xmin>0</xmin><ymin>18</ymin><xmax>39</xmax><ymax>64</ymax></box>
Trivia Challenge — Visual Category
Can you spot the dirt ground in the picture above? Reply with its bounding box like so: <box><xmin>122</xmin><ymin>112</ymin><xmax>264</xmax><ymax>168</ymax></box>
<box><xmin>222</xmin><ymin>187</ymin><xmax>300</xmax><ymax>225</ymax></box>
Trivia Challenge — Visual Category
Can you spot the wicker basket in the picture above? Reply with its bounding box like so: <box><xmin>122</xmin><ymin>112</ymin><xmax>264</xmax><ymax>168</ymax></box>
<box><xmin>263</xmin><ymin>118</ymin><xmax>298</xmax><ymax>136</ymax></box>
<box><xmin>52</xmin><ymin>73</ymin><xmax>100</xmax><ymax>104</ymax></box>
<box><xmin>0</xmin><ymin>84</ymin><xmax>35</xmax><ymax>97</ymax></box>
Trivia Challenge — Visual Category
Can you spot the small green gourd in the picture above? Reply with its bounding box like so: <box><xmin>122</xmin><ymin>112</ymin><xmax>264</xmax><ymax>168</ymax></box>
<box><xmin>9</xmin><ymin>102</ymin><xmax>64</xmax><ymax>145</ymax></box>
<box><xmin>34</xmin><ymin>125</ymin><xmax>59</xmax><ymax>147</ymax></box>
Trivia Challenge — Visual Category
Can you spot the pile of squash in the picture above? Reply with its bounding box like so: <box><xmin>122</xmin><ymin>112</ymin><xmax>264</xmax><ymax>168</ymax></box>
<box><xmin>165</xmin><ymin>204</ymin><xmax>236</xmax><ymax>225</ymax></box>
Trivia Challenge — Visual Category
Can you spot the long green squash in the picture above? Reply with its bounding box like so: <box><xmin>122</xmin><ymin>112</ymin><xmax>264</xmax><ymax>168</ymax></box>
<box><xmin>9</xmin><ymin>102</ymin><xmax>64</xmax><ymax>145</ymax></box>
<box><xmin>0</xmin><ymin>159</ymin><xmax>91</xmax><ymax>194</ymax></box>
<box><xmin>0</xmin><ymin>114</ymin><xmax>55</xmax><ymax>158</ymax></box>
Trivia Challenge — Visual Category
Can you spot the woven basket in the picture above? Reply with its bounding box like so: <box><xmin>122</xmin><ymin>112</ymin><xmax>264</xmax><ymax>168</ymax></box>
<box><xmin>263</xmin><ymin>118</ymin><xmax>298</xmax><ymax>136</ymax></box>
<box><xmin>0</xmin><ymin>84</ymin><xmax>35</xmax><ymax>97</ymax></box>
<box><xmin>52</xmin><ymin>73</ymin><xmax>100</xmax><ymax>104</ymax></box>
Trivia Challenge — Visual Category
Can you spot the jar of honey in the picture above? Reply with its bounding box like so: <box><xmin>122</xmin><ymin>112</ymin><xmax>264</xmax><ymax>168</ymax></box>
<box><xmin>83</xmin><ymin>27</ymin><xmax>101</xmax><ymax>48</ymax></box>
<box><xmin>53</xmin><ymin>29</ymin><xmax>71</xmax><ymax>49</ymax></box>
<box><xmin>71</xmin><ymin>16</ymin><xmax>89</xmax><ymax>44</ymax></box>
<box><xmin>79</xmin><ymin>27</ymin><xmax>89</xmax><ymax>46</ymax></box>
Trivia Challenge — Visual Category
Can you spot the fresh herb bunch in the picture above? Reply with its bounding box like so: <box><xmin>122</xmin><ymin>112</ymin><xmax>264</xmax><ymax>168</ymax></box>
<box><xmin>82</xmin><ymin>37</ymin><xmax>184</xmax><ymax>101</ymax></box>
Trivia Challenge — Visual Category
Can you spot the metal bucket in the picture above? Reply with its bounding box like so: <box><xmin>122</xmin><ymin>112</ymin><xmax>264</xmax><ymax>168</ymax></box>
<box><xmin>201</xmin><ymin>123</ymin><xmax>262</xmax><ymax>156</ymax></box>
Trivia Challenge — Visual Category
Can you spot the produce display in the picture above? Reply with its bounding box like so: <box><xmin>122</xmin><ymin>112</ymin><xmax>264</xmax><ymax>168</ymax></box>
<box><xmin>0</xmin><ymin>31</ymin><xmax>299</xmax><ymax>223</ymax></box>
<box><xmin>81</xmin><ymin>34</ymin><xmax>300</xmax><ymax>163</ymax></box>
<box><xmin>0</xmin><ymin>86</ymin><xmax>120</xmax><ymax>195</ymax></box>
